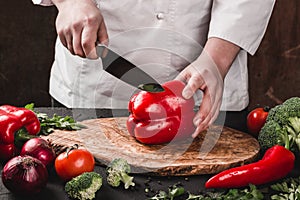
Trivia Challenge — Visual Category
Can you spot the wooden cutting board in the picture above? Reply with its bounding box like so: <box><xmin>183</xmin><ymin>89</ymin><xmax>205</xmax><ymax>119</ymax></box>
<box><xmin>41</xmin><ymin>117</ymin><xmax>260</xmax><ymax>176</ymax></box>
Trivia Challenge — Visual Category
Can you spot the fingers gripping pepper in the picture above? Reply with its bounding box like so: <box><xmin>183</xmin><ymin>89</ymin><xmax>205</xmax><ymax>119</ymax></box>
<box><xmin>205</xmin><ymin>145</ymin><xmax>295</xmax><ymax>189</ymax></box>
<box><xmin>0</xmin><ymin>105</ymin><xmax>41</xmax><ymax>160</ymax></box>
<box><xmin>126</xmin><ymin>80</ymin><xmax>196</xmax><ymax>144</ymax></box>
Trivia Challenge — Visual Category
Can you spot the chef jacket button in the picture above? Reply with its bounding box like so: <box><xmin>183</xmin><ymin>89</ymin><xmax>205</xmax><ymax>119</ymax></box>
<box><xmin>156</xmin><ymin>13</ymin><xmax>164</xmax><ymax>20</ymax></box>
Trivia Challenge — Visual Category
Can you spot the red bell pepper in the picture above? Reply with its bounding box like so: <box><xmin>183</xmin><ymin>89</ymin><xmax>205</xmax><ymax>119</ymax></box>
<box><xmin>126</xmin><ymin>80</ymin><xmax>196</xmax><ymax>144</ymax></box>
<box><xmin>205</xmin><ymin>145</ymin><xmax>295</xmax><ymax>189</ymax></box>
<box><xmin>0</xmin><ymin>105</ymin><xmax>40</xmax><ymax>160</ymax></box>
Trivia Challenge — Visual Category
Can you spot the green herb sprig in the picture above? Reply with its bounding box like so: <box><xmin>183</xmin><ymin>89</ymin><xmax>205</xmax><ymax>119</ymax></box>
<box><xmin>186</xmin><ymin>184</ymin><xmax>263</xmax><ymax>200</ymax></box>
<box><xmin>147</xmin><ymin>184</ymin><xmax>263</xmax><ymax>200</ymax></box>
<box><xmin>270</xmin><ymin>177</ymin><xmax>300</xmax><ymax>200</ymax></box>
<box><xmin>25</xmin><ymin>103</ymin><xmax>86</xmax><ymax>135</ymax></box>
<box><xmin>147</xmin><ymin>183</ymin><xmax>185</xmax><ymax>200</ymax></box>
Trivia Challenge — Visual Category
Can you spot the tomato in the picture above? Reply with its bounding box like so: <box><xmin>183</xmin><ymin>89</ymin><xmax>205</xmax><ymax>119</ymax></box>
<box><xmin>247</xmin><ymin>106</ymin><xmax>269</xmax><ymax>137</ymax></box>
<box><xmin>54</xmin><ymin>146</ymin><xmax>95</xmax><ymax>181</ymax></box>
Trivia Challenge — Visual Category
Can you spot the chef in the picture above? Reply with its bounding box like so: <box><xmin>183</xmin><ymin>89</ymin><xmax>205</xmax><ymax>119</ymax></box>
<box><xmin>32</xmin><ymin>0</ymin><xmax>275</xmax><ymax>136</ymax></box>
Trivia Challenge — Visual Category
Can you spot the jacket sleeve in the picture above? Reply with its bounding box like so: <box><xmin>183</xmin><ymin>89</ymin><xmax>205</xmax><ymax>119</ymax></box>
<box><xmin>32</xmin><ymin>0</ymin><xmax>53</xmax><ymax>6</ymax></box>
<box><xmin>208</xmin><ymin>0</ymin><xmax>276</xmax><ymax>55</ymax></box>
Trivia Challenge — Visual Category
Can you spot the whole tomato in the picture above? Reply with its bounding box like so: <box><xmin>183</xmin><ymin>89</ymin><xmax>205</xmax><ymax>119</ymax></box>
<box><xmin>54</xmin><ymin>145</ymin><xmax>95</xmax><ymax>181</ymax></box>
<box><xmin>247</xmin><ymin>106</ymin><xmax>269</xmax><ymax>137</ymax></box>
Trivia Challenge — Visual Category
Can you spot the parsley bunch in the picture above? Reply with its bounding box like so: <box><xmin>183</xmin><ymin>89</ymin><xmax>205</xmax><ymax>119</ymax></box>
<box><xmin>25</xmin><ymin>103</ymin><xmax>86</xmax><ymax>135</ymax></box>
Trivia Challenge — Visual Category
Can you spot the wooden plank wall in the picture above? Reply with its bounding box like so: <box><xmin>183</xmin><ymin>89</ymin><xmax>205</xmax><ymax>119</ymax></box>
<box><xmin>248</xmin><ymin>0</ymin><xmax>300</xmax><ymax>108</ymax></box>
<box><xmin>0</xmin><ymin>1</ymin><xmax>57</xmax><ymax>106</ymax></box>
<box><xmin>0</xmin><ymin>0</ymin><xmax>299</xmax><ymax>110</ymax></box>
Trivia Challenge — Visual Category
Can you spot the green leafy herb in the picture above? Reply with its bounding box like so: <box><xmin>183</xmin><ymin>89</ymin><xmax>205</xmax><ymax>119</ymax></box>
<box><xmin>222</xmin><ymin>184</ymin><xmax>264</xmax><ymax>200</ymax></box>
<box><xmin>271</xmin><ymin>177</ymin><xmax>300</xmax><ymax>200</ymax></box>
<box><xmin>37</xmin><ymin>113</ymin><xmax>86</xmax><ymax>135</ymax></box>
<box><xmin>187</xmin><ymin>192</ymin><xmax>217</xmax><ymax>200</ymax></box>
<box><xmin>186</xmin><ymin>184</ymin><xmax>263</xmax><ymax>200</ymax></box>
<box><xmin>24</xmin><ymin>103</ymin><xmax>35</xmax><ymax>110</ymax></box>
<box><xmin>147</xmin><ymin>183</ymin><xmax>185</xmax><ymax>200</ymax></box>
<box><xmin>147</xmin><ymin>183</ymin><xmax>263</xmax><ymax>200</ymax></box>
<box><xmin>25</xmin><ymin>103</ymin><xmax>86</xmax><ymax>135</ymax></box>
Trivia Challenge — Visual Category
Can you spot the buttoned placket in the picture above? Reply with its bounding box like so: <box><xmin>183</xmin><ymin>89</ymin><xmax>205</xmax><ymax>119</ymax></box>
<box><xmin>154</xmin><ymin>1</ymin><xmax>169</xmax><ymax>21</ymax></box>
<box><xmin>156</xmin><ymin>12</ymin><xmax>165</xmax><ymax>20</ymax></box>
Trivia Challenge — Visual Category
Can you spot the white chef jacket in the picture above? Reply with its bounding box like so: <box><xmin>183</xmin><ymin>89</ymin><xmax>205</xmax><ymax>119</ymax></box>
<box><xmin>32</xmin><ymin>0</ymin><xmax>275</xmax><ymax>110</ymax></box>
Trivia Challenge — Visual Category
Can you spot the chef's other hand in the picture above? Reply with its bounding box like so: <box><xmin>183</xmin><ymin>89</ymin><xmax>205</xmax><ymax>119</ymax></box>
<box><xmin>53</xmin><ymin>0</ymin><xmax>108</xmax><ymax>58</ymax></box>
<box><xmin>176</xmin><ymin>50</ymin><xmax>223</xmax><ymax>138</ymax></box>
<box><xmin>176</xmin><ymin>38</ymin><xmax>240</xmax><ymax>138</ymax></box>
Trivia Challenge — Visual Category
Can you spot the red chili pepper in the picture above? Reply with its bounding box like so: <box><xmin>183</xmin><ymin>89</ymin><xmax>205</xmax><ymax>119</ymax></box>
<box><xmin>205</xmin><ymin>145</ymin><xmax>295</xmax><ymax>189</ymax></box>
<box><xmin>126</xmin><ymin>80</ymin><xmax>196</xmax><ymax>144</ymax></box>
<box><xmin>0</xmin><ymin>105</ymin><xmax>41</xmax><ymax>160</ymax></box>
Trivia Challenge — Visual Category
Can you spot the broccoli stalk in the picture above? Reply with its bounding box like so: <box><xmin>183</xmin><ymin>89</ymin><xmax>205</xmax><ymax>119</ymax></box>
<box><xmin>106</xmin><ymin>158</ymin><xmax>135</xmax><ymax>189</ymax></box>
<box><xmin>258</xmin><ymin>97</ymin><xmax>300</xmax><ymax>154</ymax></box>
<box><xmin>289</xmin><ymin>117</ymin><xmax>300</xmax><ymax>134</ymax></box>
<box><xmin>286</xmin><ymin>117</ymin><xmax>300</xmax><ymax>151</ymax></box>
<box><xmin>65</xmin><ymin>172</ymin><xmax>102</xmax><ymax>200</ymax></box>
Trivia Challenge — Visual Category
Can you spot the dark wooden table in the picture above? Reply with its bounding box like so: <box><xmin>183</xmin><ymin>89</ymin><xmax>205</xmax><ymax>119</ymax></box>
<box><xmin>0</xmin><ymin>107</ymin><xmax>298</xmax><ymax>200</ymax></box>
<box><xmin>0</xmin><ymin>164</ymin><xmax>212</xmax><ymax>200</ymax></box>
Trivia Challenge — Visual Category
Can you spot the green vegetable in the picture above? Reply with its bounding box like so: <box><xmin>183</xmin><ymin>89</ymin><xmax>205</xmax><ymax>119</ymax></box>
<box><xmin>25</xmin><ymin>103</ymin><xmax>86</xmax><ymax>135</ymax></box>
<box><xmin>106</xmin><ymin>158</ymin><xmax>135</xmax><ymax>189</ymax></box>
<box><xmin>65</xmin><ymin>172</ymin><xmax>102</xmax><ymax>200</ymax></box>
<box><xmin>186</xmin><ymin>184</ymin><xmax>263</xmax><ymax>200</ymax></box>
<box><xmin>147</xmin><ymin>184</ymin><xmax>263</xmax><ymax>200</ymax></box>
<box><xmin>258</xmin><ymin>97</ymin><xmax>300</xmax><ymax>153</ymax></box>
<box><xmin>221</xmin><ymin>184</ymin><xmax>264</xmax><ymax>200</ymax></box>
<box><xmin>270</xmin><ymin>177</ymin><xmax>300</xmax><ymax>200</ymax></box>
<box><xmin>37</xmin><ymin>112</ymin><xmax>86</xmax><ymax>135</ymax></box>
<box><xmin>147</xmin><ymin>183</ymin><xmax>185</xmax><ymax>200</ymax></box>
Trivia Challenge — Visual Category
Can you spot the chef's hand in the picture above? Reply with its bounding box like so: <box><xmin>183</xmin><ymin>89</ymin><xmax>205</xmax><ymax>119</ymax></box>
<box><xmin>176</xmin><ymin>38</ymin><xmax>240</xmax><ymax>137</ymax></box>
<box><xmin>176</xmin><ymin>50</ymin><xmax>224</xmax><ymax>138</ymax></box>
<box><xmin>52</xmin><ymin>0</ymin><xmax>108</xmax><ymax>58</ymax></box>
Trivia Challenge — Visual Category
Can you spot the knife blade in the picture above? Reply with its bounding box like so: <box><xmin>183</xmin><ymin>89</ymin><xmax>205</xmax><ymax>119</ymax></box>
<box><xmin>96</xmin><ymin>45</ymin><xmax>164</xmax><ymax>92</ymax></box>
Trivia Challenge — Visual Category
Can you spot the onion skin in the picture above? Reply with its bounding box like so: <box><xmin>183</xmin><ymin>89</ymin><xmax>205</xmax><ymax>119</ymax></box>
<box><xmin>1</xmin><ymin>155</ymin><xmax>48</xmax><ymax>195</ymax></box>
<box><xmin>20</xmin><ymin>138</ymin><xmax>56</xmax><ymax>168</ymax></box>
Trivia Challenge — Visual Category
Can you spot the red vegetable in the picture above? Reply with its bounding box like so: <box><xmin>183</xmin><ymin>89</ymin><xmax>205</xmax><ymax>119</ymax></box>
<box><xmin>247</xmin><ymin>106</ymin><xmax>269</xmax><ymax>137</ymax></box>
<box><xmin>55</xmin><ymin>145</ymin><xmax>95</xmax><ymax>181</ymax></box>
<box><xmin>20</xmin><ymin>138</ymin><xmax>56</xmax><ymax>168</ymax></box>
<box><xmin>0</xmin><ymin>105</ymin><xmax>40</xmax><ymax>160</ymax></box>
<box><xmin>205</xmin><ymin>145</ymin><xmax>295</xmax><ymax>189</ymax></box>
<box><xmin>2</xmin><ymin>155</ymin><xmax>48</xmax><ymax>195</ymax></box>
<box><xmin>0</xmin><ymin>143</ymin><xmax>17</xmax><ymax>161</ymax></box>
<box><xmin>127</xmin><ymin>80</ymin><xmax>196</xmax><ymax>144</ymax></box>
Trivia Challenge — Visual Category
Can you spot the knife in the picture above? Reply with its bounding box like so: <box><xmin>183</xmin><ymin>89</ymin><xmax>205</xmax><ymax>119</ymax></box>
<box><xmin>96</xmin><ymin>44</ymin><xmax>164</xmax><ymax>92</ymax></box>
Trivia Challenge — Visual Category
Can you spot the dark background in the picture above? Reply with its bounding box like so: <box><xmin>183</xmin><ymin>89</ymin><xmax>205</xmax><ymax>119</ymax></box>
<box><xmin>0</xmin><ymin>0</ymin><xmax>299</xmax><ymax>109</ymax></box>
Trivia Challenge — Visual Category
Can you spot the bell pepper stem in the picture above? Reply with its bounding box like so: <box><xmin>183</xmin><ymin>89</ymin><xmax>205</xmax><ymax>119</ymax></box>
<box><xmin>14</xmin><ymin>128</ymin><xmax>38</xmax><ymax>149</ymax></box>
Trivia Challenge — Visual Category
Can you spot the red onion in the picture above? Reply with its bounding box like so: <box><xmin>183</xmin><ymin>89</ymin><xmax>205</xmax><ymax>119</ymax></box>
<box><xmin>20</xmin><ymin>138</ymin><xmax>56</xmax><ymax>167</ymax></box>
<box><xmin>2</xmin><ymin>155</ymin><xmax>48</xmax><ymax>195</ymax></box>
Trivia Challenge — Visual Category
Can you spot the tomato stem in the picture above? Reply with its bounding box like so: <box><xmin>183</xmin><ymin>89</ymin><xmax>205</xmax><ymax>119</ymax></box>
<box><xmin>263</xmin><ymin>106</ymin><xmax>270</xmax><ymax>112</ymax></box>
<box><xmin>66</xmin><ymin>144</ymin><xmax>79</xmax><ymax>158</ymax></box>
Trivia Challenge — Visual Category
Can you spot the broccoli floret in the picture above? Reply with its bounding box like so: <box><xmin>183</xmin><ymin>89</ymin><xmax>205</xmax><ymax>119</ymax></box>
<box><xmin>65</xmin><ymin>172</ymin><xmax>102</xmax><ymax>200</ymax></box>
<box><xmin>267</xmin><ymin>97</ymin><xmax>300</xmax><ymax>125</ymax></box>
<box><xmin>258</xmin><ymin>97</ymin><xmax>300</xmax><ymax>154</ymax></box>
<box><xmin>106</xmin><ymin>158</ymin><xmax>135</xmax><ymax>189</ymax></box>
<box><xmin>258</xmin><ymin>121</ymin><xmax>285</xmax><ymax>150</ymax></box>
